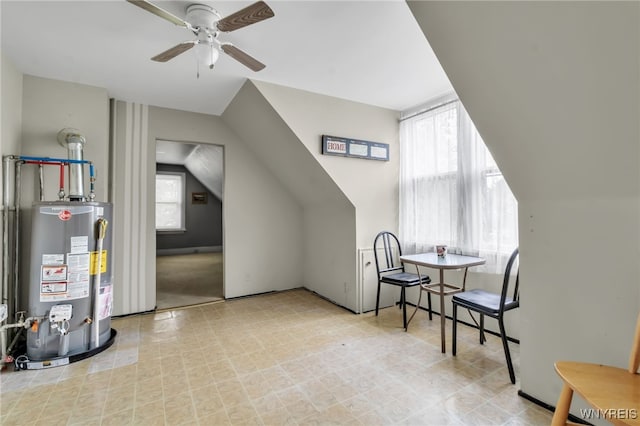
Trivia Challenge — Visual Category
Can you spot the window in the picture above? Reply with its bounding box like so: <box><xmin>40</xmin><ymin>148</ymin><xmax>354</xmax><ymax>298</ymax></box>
<box><xmin>399</xmin><ymin>100</ymin><xmax>518</xmax><ymax>272</ymax></box>
<box><xmin>155</xmin><ymin>172</ymin><xmax>186</xmax><ymax>231</ymax></box>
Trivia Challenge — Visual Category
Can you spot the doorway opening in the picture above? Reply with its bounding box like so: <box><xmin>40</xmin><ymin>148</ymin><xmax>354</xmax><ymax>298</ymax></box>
<box><xmin>155</xmin><ymin>140</ymin><xmax>224</xmax><ymax>310</ymax></box>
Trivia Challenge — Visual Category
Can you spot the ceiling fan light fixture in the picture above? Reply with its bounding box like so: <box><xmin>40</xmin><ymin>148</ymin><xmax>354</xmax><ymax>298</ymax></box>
<box><xmin>127</xmin><ymin>0</ymin><xmax>274</xmax><ymax>72</ymax></box>
<box><xmin>195</xmin><ymin>42</ymin><xmax>219</xmax><ymax>69</ymax></box>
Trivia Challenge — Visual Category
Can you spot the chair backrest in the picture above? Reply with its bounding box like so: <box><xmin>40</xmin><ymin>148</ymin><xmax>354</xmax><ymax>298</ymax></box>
<box><xmin>499</xmin><ymin>248</ymin><xmax>520</xmax><ymax>313</ymax></box>
<box><xmin>373</xmin><ymin>231</ymin><xmax>404</xmax><ymax>278</ymax></box>
<box><xmin>629</xmin><ymin>312</ymin><xmax>640</xmax><ymax>373</ymax></box>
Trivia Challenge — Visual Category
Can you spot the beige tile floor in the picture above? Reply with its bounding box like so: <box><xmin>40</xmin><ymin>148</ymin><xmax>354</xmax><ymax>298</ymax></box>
<box><xmin>0</xmin><ymin>289</ymin><xmax>553</xmax><ymax>425</ymax></box>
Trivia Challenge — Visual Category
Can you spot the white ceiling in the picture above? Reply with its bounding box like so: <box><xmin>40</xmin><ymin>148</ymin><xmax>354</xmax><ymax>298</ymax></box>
<box><xmin>1</xmin><ymin>0</ymin><xmax>453</xmax><ymax>116</ymax></box>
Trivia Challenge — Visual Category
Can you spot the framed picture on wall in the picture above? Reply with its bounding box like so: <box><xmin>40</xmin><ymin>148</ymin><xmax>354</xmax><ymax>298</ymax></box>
<box><xmin>192</xmin><ymin>192</ymin><xmax>208</xmax><ymax>204</ymax></box>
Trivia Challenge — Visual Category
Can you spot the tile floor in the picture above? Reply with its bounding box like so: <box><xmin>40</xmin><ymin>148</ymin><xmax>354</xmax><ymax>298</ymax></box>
<box><xmin>0</xmin><ymin>289</ymin><xmax>553</xmax><ymax>425</ymax></box>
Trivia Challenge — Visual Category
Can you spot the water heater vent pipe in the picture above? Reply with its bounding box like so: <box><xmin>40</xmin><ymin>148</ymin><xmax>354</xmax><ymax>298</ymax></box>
<box><xmin>57</xmin><ymin>129</ymin><xmax>86</xmax><ymax>201</ymax></box>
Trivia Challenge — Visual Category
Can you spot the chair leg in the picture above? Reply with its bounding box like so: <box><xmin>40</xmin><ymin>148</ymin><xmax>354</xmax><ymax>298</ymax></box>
<box><xmin>401</xmin><ymin>286</ymin><xmax>408</xmax><ymax>331</ymax></box>
<box><xmin>375</xmin><ymin>281</ymin><xmax>381</xmax><ymax>316</ymax></box>
<box><xmin>479</xmin><ymin>314</ymin><xmax>485</xmax><ymax>345</ymax></box>
<box><xmin>498</xmin><ymin>316</ymin><xmax>516</xmax><ymax>384</ymax></box>
<box><xmin>551</xmin><ymin>383</ymin><xmax>574</xmax><ymax>426</ymax></box>
<box><xmin>452</xmin><ymin>303</ymin><xmax>458</xmax><ymax>356</ymax></box>
<box><xmin>427</xmin><ymin>292</ymin><xmax>433</xmax><ymax>321</ymax></box>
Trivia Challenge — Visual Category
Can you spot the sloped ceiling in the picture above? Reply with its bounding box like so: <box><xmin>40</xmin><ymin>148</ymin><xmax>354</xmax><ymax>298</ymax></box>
<box><xmin>222</xmin><ymin>80</ymin><xmax>351</xmax><ymax>207</ymax></box>
<box><xmin>156</xmin><ymin>139</ymin><xmax>223</xmax><ymax>200</ymax></box>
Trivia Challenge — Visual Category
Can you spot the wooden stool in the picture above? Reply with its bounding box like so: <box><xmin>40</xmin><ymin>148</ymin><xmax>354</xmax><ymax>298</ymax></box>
<box><xmin>551</xmin><ymin>313</ymin><xmax>640</xmax><ymax>425</ymax></box>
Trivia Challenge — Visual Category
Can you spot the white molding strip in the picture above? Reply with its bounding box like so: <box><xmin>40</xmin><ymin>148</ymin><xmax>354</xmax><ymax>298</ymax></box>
<box><xmin>110</xmin><ymin>101</ymin><xmax>152</xmax><ymax>315</ymax></box>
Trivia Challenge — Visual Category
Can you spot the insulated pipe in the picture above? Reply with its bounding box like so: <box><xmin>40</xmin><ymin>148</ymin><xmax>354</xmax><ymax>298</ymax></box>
<box><xmin>57</xmin><ymin>129</ymin><xmax>86</xmax><ymax>201</ymax></box>
<box><xmin>59</xmin><ymin>163</ymin><xmax>65</xmax><ymax>200</ymax></box>
<box><xmin>38</xmin><ymin>164</ymin><xmax>44</xmax><ymax>201</ymax></box>
<box><xmin>18</xmin><ymin>156</ymin><xmax>87</xmax><ymax>164</ymax></box>
<box><xmin>92</xmin><ymin>218</ymin><xmax>108</xmax><ymax>349</ymax></box>
<box><xmin>21</xmin><ymin>161</ymin><xmax>70</xmax><ymax>201</ymax></box>
<box><xmin>89</xmin><ymin>163</ymin><xmax>95</xmax><ymax>201</ymax></box>
<box><xmin>13</xmin><ymin>162</ymin><xmax>22</xmax><ymax>317</ymax></box>
<box><xmin>2</xmin><ymin>156</ymin><xmax>13</xmax><ymax>308</ymax></box>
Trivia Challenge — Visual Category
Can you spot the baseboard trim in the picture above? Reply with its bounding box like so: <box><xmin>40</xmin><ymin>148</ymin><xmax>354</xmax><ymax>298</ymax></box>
<box><xmin>517</xmin><ymin>390</ymin><xmax>593</xmax><ymax>425</ymax></box>
<box><xmin>156</xmin><ymin>246</ymin><xmax>222</xmax><ymax>256</ymax></box>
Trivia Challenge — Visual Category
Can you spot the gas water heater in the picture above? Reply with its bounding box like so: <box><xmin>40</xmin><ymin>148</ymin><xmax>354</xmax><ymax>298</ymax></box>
<box><xmin>8</xmin><ymin>129</ymin><xmax>116</xmax><ymax>369</ymax></box>
<box><xmin>25</xmin><ymin>201</ymin><xmax>113</xmax><ymax>362</ymax></box>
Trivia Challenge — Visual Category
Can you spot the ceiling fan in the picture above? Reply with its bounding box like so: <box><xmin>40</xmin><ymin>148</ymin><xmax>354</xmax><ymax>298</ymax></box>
<box><xmin>126</xmin><ymin>0</ymin><xmax>274</xmax><ymax>73</ymax></box>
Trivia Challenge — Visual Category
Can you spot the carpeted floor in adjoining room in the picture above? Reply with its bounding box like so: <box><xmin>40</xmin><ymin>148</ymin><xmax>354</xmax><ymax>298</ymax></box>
<box><xmin>156</xmin><ymin>252</ymin><xmax>223</xmax><ymax>310</ymax></box>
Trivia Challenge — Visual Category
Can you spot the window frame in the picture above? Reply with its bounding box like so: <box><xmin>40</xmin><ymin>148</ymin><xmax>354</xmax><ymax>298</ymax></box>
<box><xmin>399</xmin><ymin>99</ymin><xmax>518</xmax><ymax>272</ymax></box>
<box><xmin>155</xmin><ymin>171</ymin><xmax>186</xmax><ymax>232</ymax></box>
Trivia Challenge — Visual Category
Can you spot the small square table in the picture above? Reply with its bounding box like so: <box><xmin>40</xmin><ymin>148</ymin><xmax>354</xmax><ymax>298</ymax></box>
<box><xmin>399</xmin><ymin>252</ymin><xmax>485</xmax><ymax>353</ymax></box>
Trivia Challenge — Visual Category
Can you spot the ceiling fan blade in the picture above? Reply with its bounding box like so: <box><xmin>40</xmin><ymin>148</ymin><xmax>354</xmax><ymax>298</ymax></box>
<box><xmin>221</xmin><ymin>45</ymin><xmax>265</xmax><ymax>71</ymax></box>
<box><xmin>126</xmin><ymin>0</ymin><xmax>190</xmax><ymax>28</ymax></box>
<box><xmin>151</xmin><ymin>42</ymin><xmax>196</xmax><ymax>62</ymax></box>
<box><xmin>217</xmin><ymin>1</ymin><xmax>275</xmax><ymax>32</ymax></box>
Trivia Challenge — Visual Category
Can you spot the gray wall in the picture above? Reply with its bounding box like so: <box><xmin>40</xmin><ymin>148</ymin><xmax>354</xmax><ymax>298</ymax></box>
<box><xmin>408</xmin><ymin>0</ymin><xmax>640</xmax><ymax>416</ymax></box>
<box><xmin>155</xmin><ymin>163</ymin><xmax>222</xmax><ymax>251</ymax></box>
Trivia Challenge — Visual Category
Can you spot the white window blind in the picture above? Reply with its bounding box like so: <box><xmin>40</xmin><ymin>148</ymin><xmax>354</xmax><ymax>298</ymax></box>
<box><xmin>155</xmin><ymin>172</ymin><xmax>185</xmax><ymax>231</ymax></box>
<box><xmin>399</xmin><ymin>100</ymin><xmax>518</xmax><ymax>272</ymax></box>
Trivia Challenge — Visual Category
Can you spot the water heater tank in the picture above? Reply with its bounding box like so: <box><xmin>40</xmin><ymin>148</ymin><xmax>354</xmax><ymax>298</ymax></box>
<box><xmin>26</xmin><ymin>201</ymin><xmax>113</xmax><ymax>360</ymax></box>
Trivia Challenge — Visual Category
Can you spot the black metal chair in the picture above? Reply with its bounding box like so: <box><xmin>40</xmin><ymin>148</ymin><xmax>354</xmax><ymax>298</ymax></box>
<box><xmin>452</xmin><ymin>248</ymin><xmax>520</xmax><ymax>384</ymax></box>
<box><xmin>373</xmin><ymin>231</ymin><xmax>431</xmax><ymax>330</ymax></box>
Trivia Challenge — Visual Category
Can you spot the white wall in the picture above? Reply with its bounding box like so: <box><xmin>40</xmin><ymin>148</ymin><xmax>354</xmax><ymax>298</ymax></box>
<box><xmin>18</xmin><ymin>76</ymin><xmax>110</xmax><ymax>313</ymax></box>
<box><xmin>247</xmin><ymin>81</ymin><xmax>400</xmax><ymax>311</ymax></box>
<box><xmin>408</xmin><ymin>0</ymin><xmax>640</xmax><ymax>413</ymax></box>
<box><xmin>251</xmin><ymin>81</ymin><xmax>513</xmax><ymax>320</ymax></box>
<box><xmin>222</xmin><ymin>81</ymin><xmax>358</xmax><ymax>309</ymax></box>
<box><xmin>111</xmin><ymin>101</ymin><xmax>305</xmax><ymax>314</ymax></box>
<box><xmin>303</xmin><ymin>202</ymin><xmax>357</xmax><ymax>308</ymax></box>
<box><xmin>147</xmin><ymin>106</ymin><xmax>304</xmax><ymax>300</ymax></box>
<box><xmin>0</xmin><ymin>54</ymin><xmax>23</xmax><ymax>313</ymax></box>
<box><xmin>252</xmin><ymin>81</ymin><xmax>400</xmax><ymax>250</ymax></box>
<box><xmin>1</xmin><ymin>54</ymin><xmax>23</xmax><ymax>162</ymax></box>
<box><xmin>10</xmin><ymin>79</ymin><xmax>305</xmax><ymax>316</ymax></box>
<box><xmin>20</xmin><ymin>76</ymin><xmax>110</xmax><ymax>201</ymax></box>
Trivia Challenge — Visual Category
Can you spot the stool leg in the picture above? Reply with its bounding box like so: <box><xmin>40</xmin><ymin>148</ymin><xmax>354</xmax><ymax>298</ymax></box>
<box><xmin>551</xmin><ymin>383</ymin><xmax>573</xmax><ymax>426</ymax></box>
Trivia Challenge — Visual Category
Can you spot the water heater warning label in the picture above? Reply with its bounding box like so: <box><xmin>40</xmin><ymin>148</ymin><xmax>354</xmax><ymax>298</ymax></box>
<box><xmin>42</xmin><ymin>265</ymin><xmax>67</xmax><ymax>281</ymax></box>
<box><xmin>99</xmin><ymin>285</ymin><xmax>113</xmax><ymax>320</ymax></box>
<box><xmin>70</xmin><ymin>236</ymin><xmax>88</xmax><ymax>254</ymax></box>
<box><xmin>39</xmin><ymin>253</ymin><xmax>91</xmax><ymax>302</ymax></box>
<box><xmin>90</xmin><ymin>250</ymin><xmax>108</xmax><ymax>275</ymax></box>
<box><xmin>41</xmin><ymin>282</ymin><xmax>67</xmax><ymax>293</ymax></box>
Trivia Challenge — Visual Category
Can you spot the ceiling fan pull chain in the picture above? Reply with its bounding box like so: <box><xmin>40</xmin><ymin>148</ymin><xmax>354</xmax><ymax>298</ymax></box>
<box><xmin>196</xmin><ymin>54</ymin><xmax>200</xmax><ymax>79</ymax></box>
